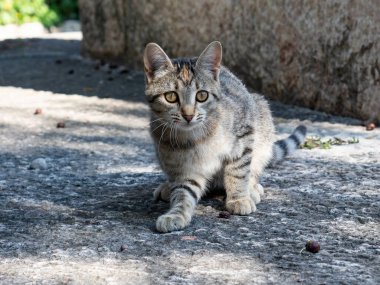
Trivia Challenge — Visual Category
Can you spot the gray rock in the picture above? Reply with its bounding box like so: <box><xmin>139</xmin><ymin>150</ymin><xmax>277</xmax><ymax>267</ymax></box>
<box><xmin>30</xmin><ymin>158</ymin><xmax>48</xmax><ymax>170</ymax></box>
<box><xmin>79</xmin><ymin>0</ymin><xmax>380</xmax><ymax>123</ymax></box>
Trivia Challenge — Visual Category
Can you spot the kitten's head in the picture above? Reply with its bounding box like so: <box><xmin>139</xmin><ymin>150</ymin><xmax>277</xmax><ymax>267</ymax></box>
<box><xmin>143</xmin><ymin>42</ymin><xmax>222</xmax><ymax>139</ymax></box>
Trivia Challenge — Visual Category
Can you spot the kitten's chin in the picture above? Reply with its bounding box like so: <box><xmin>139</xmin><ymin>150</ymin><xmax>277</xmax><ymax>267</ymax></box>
<box><xmin>178</xmin><ymin>121</ymin><xmax>200</xmax><ymax>130</ymax></box>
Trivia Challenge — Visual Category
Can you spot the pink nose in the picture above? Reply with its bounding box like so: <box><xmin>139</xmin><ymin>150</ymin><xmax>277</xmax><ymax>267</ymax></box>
<box><xmin>182</xmin><ymin>114</ymin><xmax>194</xmax><ymax>123</ymax></box>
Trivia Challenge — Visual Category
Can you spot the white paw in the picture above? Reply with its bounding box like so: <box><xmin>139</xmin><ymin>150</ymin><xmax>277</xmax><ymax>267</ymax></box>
<box><xmin>156</xmin><ymin>214</ymin><xmax>188</xmax><ymax>233</ymax></box>
<box><xmin>153</xmin><ymin>182</ymin><xmax>171</xmax><ymax>202</ymax></box>
<box><xmin>250</xmin><ymin>183</ymin><xmax>264</xmax><ymax>204</ymax></box>
<box><xmin>226</xmin><ymin>197</ymin><xmax>256</xmax><ymax>215</ymax></box>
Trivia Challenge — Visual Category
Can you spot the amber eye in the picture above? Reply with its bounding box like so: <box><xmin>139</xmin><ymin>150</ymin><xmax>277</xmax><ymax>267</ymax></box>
<box><xmin>164</xmin><ymin>91</ymin><xmax>178</xmax><ymax>103</ymax></box>
<box><xmin>196</xmin><ymin>90</ymin><xmax>209</xmax><ymax>102</ymax></box>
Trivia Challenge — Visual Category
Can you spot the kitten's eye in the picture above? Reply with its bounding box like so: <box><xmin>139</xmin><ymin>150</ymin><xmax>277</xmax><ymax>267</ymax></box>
<box><xmin>196</xmin><ymin>90</ymin><xmax>209</xmax><ymax>102</ymax></box>
<box><xmin>164</xmin><ymin>91</ymin><xmax>178</xmax><ymax>103</ymax></box>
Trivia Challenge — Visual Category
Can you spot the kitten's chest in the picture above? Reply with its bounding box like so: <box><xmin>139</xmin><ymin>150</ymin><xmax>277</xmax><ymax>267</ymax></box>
<box><xmin>158</xmin><ymin>129</ymin><xmax>236</xmax><ymax>177</ymax></box>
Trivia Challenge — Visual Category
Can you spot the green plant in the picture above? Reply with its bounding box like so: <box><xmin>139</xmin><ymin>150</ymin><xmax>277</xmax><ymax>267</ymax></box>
<box><xmin>0</xmin><ymin>0</ymin><xmax>78</xmax><ymax>28</ymax></box>
<box><xmin>46</xmin><ymin>0</ymin><xmax>78</xmax><ymax>21</ymax></box>
<box><xmin>300</xmin><ymin>136</ymin><xmax>359</xmax><ymax>150</ymax></box>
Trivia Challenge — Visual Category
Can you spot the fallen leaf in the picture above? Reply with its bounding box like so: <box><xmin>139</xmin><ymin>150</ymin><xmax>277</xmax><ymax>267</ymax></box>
<box><xmin>34</xmin><ymin>108</ymin><xmax>42</xmax><ymax>115</ymax></box>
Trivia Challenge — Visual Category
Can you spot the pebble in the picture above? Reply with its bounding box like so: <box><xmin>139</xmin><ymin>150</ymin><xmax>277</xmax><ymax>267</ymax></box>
<box><xmin>366</xmin><ymin>123</ymin><xmax>376</xmax><ymax>131</ymax></box>
<box><xmin>57</xmin><ymin>122</ymin><xmax>66</xmax><ymax>128</ymax></box>
<box><xmin>238</xmin><ymin>227</ymin><xmax>250</xmax><ymax>233</ymax></box>
<box><xmin>119</xmin><ymin>67</ymin><xmax>129</xmax><ymax>74</ymax></box>
<box><xmin>119</xmin><ymin>245</ymin><xmax>128</xmax><ymax>252</ymax></box>
<box><xmin>34</xmin><ymin>108</ymin><xmax>43</xmax><ymax>115</ymax></box>
<box><xmin>0</xmin><ymin>180</ymin><xmax>6</xmax><ymax>190</ymax></box>
<box><xmin>305</xmin><ymin>240</ymin><xmax>321</xmax><ymax>253</ymax></box>
<box><xmin>346</xmin><ymin>172</ymin><xmax>357</xmax><ymax>180</ymax></box>
<box><xmin>30</xmin><ymin>158</ymin><xmax>48</xmax><ymax>170</ymax></box>
<box><xmin>218</xmin><ymin>211</ymin><xmax>231</xmax><ymax>219</ymax></box>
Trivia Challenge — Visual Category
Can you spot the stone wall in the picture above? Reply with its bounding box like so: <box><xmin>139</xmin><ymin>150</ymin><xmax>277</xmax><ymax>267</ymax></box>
<box><xmin>79</xmin><ymin>0</ymin><xmax>380</xmax><ymax>122</ymax></box>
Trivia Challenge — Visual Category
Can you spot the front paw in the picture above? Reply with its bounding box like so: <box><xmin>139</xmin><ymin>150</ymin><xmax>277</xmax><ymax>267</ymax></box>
<box><xmin>153</xmin><ymin>182</ymin><xmax>171</xmax><ymax>202</ymax></box>
<box><xmin>156</xmin><ymin>214</ymin><xmax>189</xmax><ymax>233</ymax></box>
<box><xmin>226</xmin><ymin>197</ymin><xmax>256</xmax><ymax>215</ymax></box>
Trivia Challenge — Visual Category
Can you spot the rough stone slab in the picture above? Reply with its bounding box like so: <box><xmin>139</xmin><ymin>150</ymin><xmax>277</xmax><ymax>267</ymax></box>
<box><xmin>0</xmin><ymin>36</ymin><xmax>379</xmax><ymax>284</ymax></box>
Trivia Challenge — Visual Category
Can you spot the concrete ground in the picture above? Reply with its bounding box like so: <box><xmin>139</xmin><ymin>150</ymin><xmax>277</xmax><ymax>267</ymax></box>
<box><xmin>0</xmin><ymin>33</ymin><xmax>379</xmax><ymax>285</ymax></box>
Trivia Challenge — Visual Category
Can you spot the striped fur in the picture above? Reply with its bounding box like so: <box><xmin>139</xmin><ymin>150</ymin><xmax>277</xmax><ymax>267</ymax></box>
<box><xmin>144</xmin><ymin>42</ymin><xmax>306</xmax><ymax>232</ymax></box>
<box><xmin>271</xmin><ymin>125</ymin><xmax>307</xmax><ymax>165</ymax></box>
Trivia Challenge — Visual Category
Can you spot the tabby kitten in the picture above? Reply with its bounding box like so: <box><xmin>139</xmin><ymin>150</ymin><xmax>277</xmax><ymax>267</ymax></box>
<box><xmin>143</xmin><ymin>41</ymin><xmax>306</xmax><ymax>233</ymax></box>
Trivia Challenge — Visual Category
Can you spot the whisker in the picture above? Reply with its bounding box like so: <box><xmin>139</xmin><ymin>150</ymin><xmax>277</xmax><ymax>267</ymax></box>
<box><xmin>169</xmin><ymin>122</ymin><xmax>175</xmax><ymax>149</ymax></box>
<box><xmin>147</xmin><ymin>117</ymin><xmax>164</xmax><ymax>127</ymax></box>
<box><xmin>175</xmin><ymin>124</ymin><xmax>180</xmax><ymax>148</ymax></box>
<box><xmin>158</xmin><ymin>123</ymin><xmax>169</xmax><ymax>148</ymax></box>
<box><xmin>151</xmin><ymin>122</ymin><xmax>167</xmax><ymax>133</ymax></box>
<box><xmin>150</xmin><ymin>118</ymin><xmax>164</xmax><ymax>124</ymax></box>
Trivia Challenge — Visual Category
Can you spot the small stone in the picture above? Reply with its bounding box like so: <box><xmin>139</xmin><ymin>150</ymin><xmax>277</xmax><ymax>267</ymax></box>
<box><xmin>357</xmin><ymin>217</ymin><xmax>367</xmax><ymax>224</ymax></box>
<box><xmin>366</xmin><ymin>123</ymin><xmax>376</xmax><ymax>131</ymax></box>
<box><xmin>305</xmin><ymin>240</ymin><xmax>320</xmax><ymax>253</ymax></box>
<box><xmin>238</xmin><ymin>227</ymin><xmax>250</xmax><ymax>233</ymax></box>
<box><xmin>346</xmin><ymin>172</ymin><xmax>356</xmax><ymax>179</ymax></box>
<box><xmin>57</xmin><ymin>122</ymin><xmax>65</xmax><ymax>128</ymax></box>
<box><xmin>119</xmin><ymin>245</ymin><xmax>128</xmax><ymax>252</ymax></box>
<box><xmin>0</xmin><ymin>180</ymin><xmax>7</xmax><ymax>190</ymax></box>
<box><xmin>218</xmin><ymin>211</ymin><xmax>231</xmax><ymax>219</ymax></box>
<box><xmin>30</xmin><ymin>158</ymin><xmax>47</xmax><ymax>170</ymax></box>
<box><xmin>34</xmin><ymin>108</ymin><xmax>42</xmax><ymax>115</ymax></box>
<box><xmin>119</xmin><ymin>67</ymin><xmax>129</xmax><ymax>74</ymax></box>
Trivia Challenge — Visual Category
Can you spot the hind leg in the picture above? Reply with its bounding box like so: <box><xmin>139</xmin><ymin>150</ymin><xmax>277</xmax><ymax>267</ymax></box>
<box><xmin>224</xmin><ymin>152</ymin><xmax>256</xmax><ymax>215</ymax></box>
<box><xmin>248</xmin><ymin>140</ymin><xmax>273</xmax><ymax>205</ymax></box>
<box><xmin>224</xmin><ymin>137</ymin><xmax>272</xmax><ymax>215</ymax></box>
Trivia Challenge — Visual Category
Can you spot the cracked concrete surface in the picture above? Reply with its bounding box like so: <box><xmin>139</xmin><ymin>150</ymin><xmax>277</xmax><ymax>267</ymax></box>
<box><xmin>0</xmin><ymin>35</ymin><xmax>379</xmax><ymax>284</ymax></box>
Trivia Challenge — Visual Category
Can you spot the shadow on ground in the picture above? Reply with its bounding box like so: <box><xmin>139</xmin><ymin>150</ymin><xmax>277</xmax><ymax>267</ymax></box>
<box><xmin>0</xmin><ymin>38</ymin><xmax>144</xmax><ymax>103</ymax></box>
<box><xmin>0</xmin><ymin>38</ymin><xmax>363</xmax><ymax>125</ymax></box>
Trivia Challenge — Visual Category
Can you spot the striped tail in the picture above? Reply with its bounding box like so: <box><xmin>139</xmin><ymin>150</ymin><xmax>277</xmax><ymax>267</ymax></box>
<box><xmin>271</xmin><ymin>125</ymin><xmax>307</xmax><ymax>165</ymax></box>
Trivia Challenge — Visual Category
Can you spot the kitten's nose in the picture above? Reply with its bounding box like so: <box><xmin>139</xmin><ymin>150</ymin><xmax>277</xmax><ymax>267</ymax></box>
<box><xmin>182</xmin><ymin>114</ymin><xmax>194</xmax><ymax>123</ymax></box>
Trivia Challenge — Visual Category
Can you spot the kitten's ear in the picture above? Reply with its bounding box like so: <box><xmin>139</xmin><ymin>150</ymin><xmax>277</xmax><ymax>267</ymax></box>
<box><xmin>144</xmin><ymin>43</ymin><xmax>173</xmax><ymax>83</ymax></box>
<box><xmin>196</xmin><ymin>41</ymin><xmax>222</xmax><ymax>80</ymax></box>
